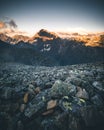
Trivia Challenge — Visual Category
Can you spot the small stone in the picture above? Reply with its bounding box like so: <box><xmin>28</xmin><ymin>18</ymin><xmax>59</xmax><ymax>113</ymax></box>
<box><xmin>23</xmin><ymin>93</ymin><xmax>29</xmax><ymax>103</ymax></box>
<box><xmin>28</xmin><ymin>84</ymin><xmax>35</xmax><ymax>94</ymax></box>
<box><xmin>45</xmin><ymin>82</ymin><xmax>53</xmax><ymax>88</ymax></box>
<box><xmin>42</xmin><ymin>96</ymin><xmax>45</xmax><ymax>101</ymax></box>
<box><xmin>35</xmin><ymin>87</ymin><xmax>40</xmax><ymax>94</ymax></box>
<box><xmin>29</xmin><ymin>84</ymin><xmax>34</xmax><ymax>89</ymax></box>
<box><xmin>63</xmin><ymin>96</ymin><xmax>69</xmax><ymax>100</ymax></box>
<box><xmin>20</xmin><ymin>104</ymin><xmax>26</xmax><ymax>112</ymax></box>
<box><xmin>47</xmin><ymin>100</ymin><xmax>57</xmax><ymax>110</ymax></box>
<box><xmin>92</xmin><ymin>81</ymin><xmax>103</xmax><ymax>91</ymax></box>
<box><xmin>42</xmin><ymin>109</ymin><xmax>54</xmax><ymax>116</ymax></box>
<box><xmin>76</xmin><ymin>87</ymin><xmax>89</xmax><ymax>100</ymax></box>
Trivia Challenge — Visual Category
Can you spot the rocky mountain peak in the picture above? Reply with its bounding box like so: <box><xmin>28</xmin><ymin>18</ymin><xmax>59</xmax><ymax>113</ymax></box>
<box><xmin>38</xmin><ymin>29</ymin><xmax>58</xmax><ymax>38</ymax></box>
<box><xmin>31</xmin><ymin>29</ymin><xmax>59</xmax><ymax>42</ymax></box>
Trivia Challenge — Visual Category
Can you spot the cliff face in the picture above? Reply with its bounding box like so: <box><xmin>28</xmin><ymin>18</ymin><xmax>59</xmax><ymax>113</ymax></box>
<box><xmin>0</xmin><ymin>62</ymin><xmax>104</xmax><ymax>130</ymax></box>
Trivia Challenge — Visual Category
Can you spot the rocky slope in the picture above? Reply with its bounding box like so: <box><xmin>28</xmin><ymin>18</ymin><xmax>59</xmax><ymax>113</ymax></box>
<box><xmin>0</xmin><ymin>40</ymin><xmax>58</xmax><ymax>66</ymax></box>
<box><xmin>0</xmin><ymin>29</ymin><xmax>104</xmax><ymax>66</ymax></box>
<box><xmin>0</xmin><ymin>37</ymin><xmax>104</xmax><ymax>66</ymax></box>
<box><xmin>0</xmin><ymin>62</ymin><xmax>104</xmax><ymax>130</ymax></box>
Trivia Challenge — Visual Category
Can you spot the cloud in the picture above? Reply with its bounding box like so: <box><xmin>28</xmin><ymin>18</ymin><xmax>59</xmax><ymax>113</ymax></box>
<box><xmin>0</xmin><ymin>18</ymin><xmax>29</xmax><ymax>36</ymax></box>
<box><xmin>0</xmin><ymin>21</ymin><xmax>7</xmax><ymax>29</ymax></box>
<box><xmin>8</xmin><ymin>19</ymin><xmax>17</xmax><ymax>28</ymax></box>
<box><xmin>0</xmin><ymin>18</ymin><xmax>18</xmax><ymax>36</ymax></box>
<box><xmin>66</xmin><ymin>27</ymin><xmax>89</xmax><ymax>35</ymax></box>
<box><xmin>0</xmin><ymin>18</ymin><xmax>17</xmax><ymax>30</ymax></box>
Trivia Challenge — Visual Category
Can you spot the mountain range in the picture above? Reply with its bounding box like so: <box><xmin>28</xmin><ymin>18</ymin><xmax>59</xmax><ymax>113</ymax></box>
<box><xmin>0</xmin><ymin>29</ymin><xmax>104</xmax><ymax>66</ymax></box>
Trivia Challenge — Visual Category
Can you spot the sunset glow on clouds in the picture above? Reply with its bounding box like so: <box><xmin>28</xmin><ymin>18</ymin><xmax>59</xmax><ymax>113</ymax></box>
<box><xmin>0</xmin><ymin>21</ymin><xmax>6</xmax><ymax>29</ymax></box>
<box><xmin>0</xmin><ymin>0</ymin><xmax>104</xmax><ymax>36</ymax></box>
<box><xmin>0</xmin><ymin>19</ymin><xmax>30</xmax><ymax>36</ymax></box>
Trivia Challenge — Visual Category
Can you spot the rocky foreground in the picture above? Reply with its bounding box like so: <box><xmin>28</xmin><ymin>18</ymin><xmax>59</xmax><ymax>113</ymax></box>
<box><xmin>0</xmin><ymin>62</ymin><xmax>104</xmax><ymax>130</ymax></box>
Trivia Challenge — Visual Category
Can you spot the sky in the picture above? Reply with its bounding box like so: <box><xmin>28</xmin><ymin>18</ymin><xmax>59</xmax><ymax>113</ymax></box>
<box><xmin>0</xmin><ymin>0</ymin><xmax>104</xmax><ymax>35</ymax></box>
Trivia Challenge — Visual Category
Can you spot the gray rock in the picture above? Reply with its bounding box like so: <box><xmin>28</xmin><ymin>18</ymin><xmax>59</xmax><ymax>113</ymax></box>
<box><xmin>50</xmin><ymin>80</ymin><xmax>76</xmax><ymax>97</ymax></box>
<box><xmin>24</xmin><ymin>90</ymin><xmax>50</xmax><ymax>117</ymax></box>
<box><xmin>28</xmin><ymin>84</ymin><xmax>35</xmax><ymax>94</ymax></box>
<box><xmin>24</xmin><ymin>100</ymin><xmax>45</xmax><ymax>118</ymax></box>
<box><xmin>76</xmin><ymin>87</ymin><xmax>89</xmax><ymax>100</ymax></box>
<box><xmin>92</xmin><ymin>81</ymin><xmax>104</xmax><ymax>91</ymax></box>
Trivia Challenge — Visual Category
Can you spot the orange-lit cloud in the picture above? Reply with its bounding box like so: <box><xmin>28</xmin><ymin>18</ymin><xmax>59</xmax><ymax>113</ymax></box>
<box><xmin>0</xmin><ymin>18</ymin><xmax>17</xmax><ymax>29</ymax></box>
<box><xmin>66</xmin><ymin>27</ymin><xmax>89</xmax><ymax>35</ymax></box>
<box><xmin>0</xmin><ymin>19</ymin><xmax>17</xmax><ymax>29</ymax></box>
<box><xmin>0</xmin><ymin>21</ymin><xmax>7</xmax><ymax>29</ymax></box>
<box><xmin>0</xmin><ymin>18</ymin><xmax>28</xmax><ymax>36</ymax></box>
<box><xmin>1</xmin><ymin>28</ymin><xmax>29</xmax><ymax>37</ymax></box>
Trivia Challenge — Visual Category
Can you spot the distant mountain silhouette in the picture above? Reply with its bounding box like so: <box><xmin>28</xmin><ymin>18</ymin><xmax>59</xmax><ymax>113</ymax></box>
<box><xmin>0</xmin><ymin>29</ymin><xmax>104</xmax><ymax>66</ymax></box>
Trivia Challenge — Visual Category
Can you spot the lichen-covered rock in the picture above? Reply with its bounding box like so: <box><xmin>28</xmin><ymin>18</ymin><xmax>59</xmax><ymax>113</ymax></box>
<box><xmin>24</xmin><ymin>90</ymin><xmax>50</xmax><ymax>117</ymax></box>
<box><xmin>59</xmin><ymin>100</ymin><xmax>72</xmax><ymax>111</ymax></box>
<box><xmin>24</xmin><ymin>98</ymin><xmax>45</xmax><ymax>117</ymax></box>
<box><xmin>50</xmin><ymin>80</ymin><xmax>76</xmax><ymax>97</ymax></box>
